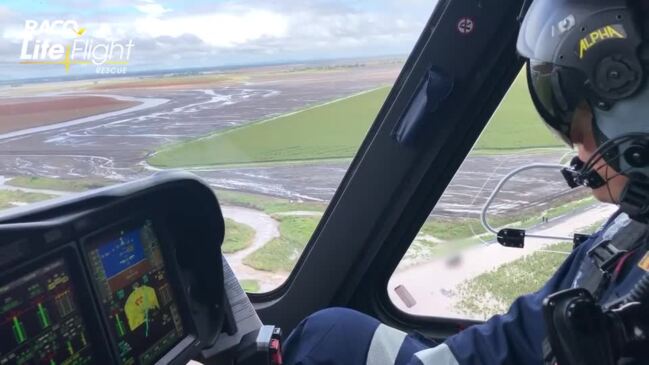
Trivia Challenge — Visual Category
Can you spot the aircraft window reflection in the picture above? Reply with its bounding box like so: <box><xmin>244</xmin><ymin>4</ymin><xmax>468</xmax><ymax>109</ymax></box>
<box><xmin>388</xmin><ymin>71</ymin><xmax>615</xmax><ymax>320</ymax></box>
<box><xmin>0</xmin><ymin>1</ymin><xmax>437</xmax><ymax>293</ymax></box>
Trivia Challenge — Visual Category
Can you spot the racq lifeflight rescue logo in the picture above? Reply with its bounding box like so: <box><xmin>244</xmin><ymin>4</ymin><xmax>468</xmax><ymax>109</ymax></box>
<box><xmin>19</xmin><ymin>20</ymin><xmax>135</xmax><ymax>74</ymax></box>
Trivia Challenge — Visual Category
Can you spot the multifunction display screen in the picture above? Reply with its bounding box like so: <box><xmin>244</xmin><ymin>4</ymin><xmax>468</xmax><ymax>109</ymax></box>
<box><xmin>0</xmin><ymin>259</ymin><xmax>96</xmax><ymax>365</ymax></box>
<box><xmin>86</xmin><ymin>221</ymin><xmax>184</xmax><ymax>365</ymax></box>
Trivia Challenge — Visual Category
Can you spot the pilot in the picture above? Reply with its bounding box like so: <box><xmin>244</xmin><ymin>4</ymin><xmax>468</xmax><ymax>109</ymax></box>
<box><xmin>283</xmin><ymin>0</ymin><xmax>649</xmax><ymax>364</ymax></box>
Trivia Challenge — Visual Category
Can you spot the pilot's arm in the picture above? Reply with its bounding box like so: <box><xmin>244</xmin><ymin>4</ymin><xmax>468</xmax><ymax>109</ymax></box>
<box><xmin>284</xmin><ymin>232</ymin><xmax>597</xmax><ymax>365</ymax></box>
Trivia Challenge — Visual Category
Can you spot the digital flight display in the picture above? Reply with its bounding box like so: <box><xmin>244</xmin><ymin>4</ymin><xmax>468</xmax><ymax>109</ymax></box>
<box><xmin>0</xmin><ymin>259</ymin><xmax>96</xmax><ymax>365</ymax></box>
<box><xmin>86</xmin><ymin>220</ymin><xmax>184</xmax><ymax>365</ymax></box>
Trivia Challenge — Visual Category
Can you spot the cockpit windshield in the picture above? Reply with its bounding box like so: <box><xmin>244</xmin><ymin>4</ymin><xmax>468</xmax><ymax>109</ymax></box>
<box><xmin>0</xmin><ymin>0</ymin><xmax>437</xmax><ymax>294</ymax></box>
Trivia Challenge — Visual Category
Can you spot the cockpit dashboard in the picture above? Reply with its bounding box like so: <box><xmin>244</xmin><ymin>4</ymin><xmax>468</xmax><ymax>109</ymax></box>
<box><xmin>0</xmin><ymin>172</ymin><xmax>238</xmax><ymax>365</ymax></box>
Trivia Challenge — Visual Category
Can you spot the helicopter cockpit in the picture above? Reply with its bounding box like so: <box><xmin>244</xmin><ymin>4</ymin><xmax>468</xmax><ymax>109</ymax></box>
<box><xmin>2</xmin><ymin>0</ymin><xmax>649</xmax><ymax>364</ymax></box>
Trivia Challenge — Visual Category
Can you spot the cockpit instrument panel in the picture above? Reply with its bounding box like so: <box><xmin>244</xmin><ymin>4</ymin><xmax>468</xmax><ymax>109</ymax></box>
<box><xmin>0</xmin><ymin>173</ymin><xmax>228</xmax><ymax>365</ymax></box>
<box><xmin>0</xmin><ymin>258</ymin><xmax>97</xmax><ymax>365</ymax></box>
<box><xmin>85</xmin><ymin>221</ymin><xmax>186</xmax><ymax>365</ymax></box>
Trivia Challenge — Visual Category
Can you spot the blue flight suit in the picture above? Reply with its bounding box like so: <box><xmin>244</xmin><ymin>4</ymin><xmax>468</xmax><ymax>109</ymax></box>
<box><xmin>283</xmin><ymin>212</ymin><xmax>649</xmax><ymax>364</ymax></box>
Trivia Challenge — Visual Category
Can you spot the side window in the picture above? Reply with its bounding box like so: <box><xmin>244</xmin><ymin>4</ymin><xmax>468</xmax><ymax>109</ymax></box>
<box><xmin>388</xmin><ymin>70</ymin><xmax>613</xmax><ymax>320</ymax></box>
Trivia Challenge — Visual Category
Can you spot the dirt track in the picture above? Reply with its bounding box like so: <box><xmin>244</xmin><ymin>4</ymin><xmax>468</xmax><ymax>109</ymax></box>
<box><xmin>220</xmin><ymin>206</ymin><xmax>286</xmax><ymax>292</ymax></box>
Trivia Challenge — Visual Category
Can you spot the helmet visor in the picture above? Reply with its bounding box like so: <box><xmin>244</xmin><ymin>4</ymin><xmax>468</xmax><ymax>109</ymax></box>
<box><xmin>527</xmin><ymin>60</ymin><xmax>585</xmax><ymax>146</ymax></box>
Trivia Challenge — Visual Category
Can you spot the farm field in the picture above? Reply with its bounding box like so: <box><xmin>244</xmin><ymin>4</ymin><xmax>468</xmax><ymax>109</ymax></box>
<box><xmin>149</xmin><ymin>71</ymin><xmax>562</xmax><ymax>168</ymax></box>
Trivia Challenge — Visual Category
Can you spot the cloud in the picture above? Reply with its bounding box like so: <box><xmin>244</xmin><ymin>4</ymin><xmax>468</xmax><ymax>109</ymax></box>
<box><xmin>0</xmin><ymin>0</ymin><xmax>438</xmax><ymax>79</ymax></box>
<box><xmin>134</xmin><ymin>9</ymin><xmax>289</xmax><ymax>47</ymax></box>
<box><xmin>135</xmin><ymin>0</ymin><xmax>171</xmax><ymax>18</ymax></box>
<box><xmin>0</xmin><ymin>6</ymin><xmax>14</xmax><ymax>21</ymax></box>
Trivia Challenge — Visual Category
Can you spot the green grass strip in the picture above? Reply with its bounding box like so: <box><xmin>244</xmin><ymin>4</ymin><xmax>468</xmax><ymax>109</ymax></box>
<box><xmin>243</xmin><ymin>216</ymin><xmax>320</xmax><ymax>273</ymax></box>
<box><xmin>222</xmin><ymin>218</ymin><xmax>256</xmax><ymax>254</ymax></box>
<box><xmin>150</xmin><ymin>70</ymin><xmax>563</xmax><ymax>168</ymax></box>
<box><xmin>215</xmin><ymin>189</ymin><xmax>326</xmax><ymax>215</ymax></box>
<box><xmin>0</xmin><ymin>190</ymin><xmax>54</xmax><ymax>209</ymax></box>
<box><xmin>239</xmin><ymin>280</ymin><xmax>261</xmax><ymax>293</ymax></box>
<box><xmin>149</xmin><ymin>87</ymin><xmax>391</xmax><ymax>167</ymax></box>
<box><xmin>8</xmin><ymin>176</ymin><xmax>112</xmax><ymax>192</ymax></box>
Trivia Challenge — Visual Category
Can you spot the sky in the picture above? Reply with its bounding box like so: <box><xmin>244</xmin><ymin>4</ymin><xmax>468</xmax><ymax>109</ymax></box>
<box><xmin>0</xmin><ymin>0</ymin><xmax>437</xmax><ymax>80</ymax></box>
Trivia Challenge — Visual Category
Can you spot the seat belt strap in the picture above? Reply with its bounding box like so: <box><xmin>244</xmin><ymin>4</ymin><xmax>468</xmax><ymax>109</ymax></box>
<box><xmin>574</xmin><ymin>214</ymin><xmax>649</xmax><ymax>300</ymax></box>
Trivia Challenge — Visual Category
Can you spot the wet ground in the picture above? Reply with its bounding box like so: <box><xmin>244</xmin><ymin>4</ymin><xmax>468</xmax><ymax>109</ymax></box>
<box><xmin>0</xmin><ymin>64</ymin><xmax>396</xmax><ymax>180</ymax></box>
<box><xmin>0</xmin><ymin>63</ymin><xmax>571</xmax><ymax>218</ymax></box>
<box><xmin>198</xmin><ymin>150</ymin><xmax>573</xmax><ymax>218</ymax></box>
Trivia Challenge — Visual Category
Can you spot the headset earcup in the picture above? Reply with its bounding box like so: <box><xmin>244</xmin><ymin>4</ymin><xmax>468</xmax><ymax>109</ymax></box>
<box><xmin>593</xmin><ymin>55</ymin><xmax>643</xmax><ymax>100</ymax></box>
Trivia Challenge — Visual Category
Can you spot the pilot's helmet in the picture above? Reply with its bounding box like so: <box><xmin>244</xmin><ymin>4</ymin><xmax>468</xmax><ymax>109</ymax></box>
<box><xmin>517</xmin><ymin>0</ymin><xmax>649</xmax><ymax>221</ymax></box>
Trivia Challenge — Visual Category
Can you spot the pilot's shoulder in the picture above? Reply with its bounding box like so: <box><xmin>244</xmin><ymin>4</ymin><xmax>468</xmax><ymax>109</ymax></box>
<box><xmin>576</xmin><ymin>211</ymin><xmax>627</xmax><ymax>252</ymax></box>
